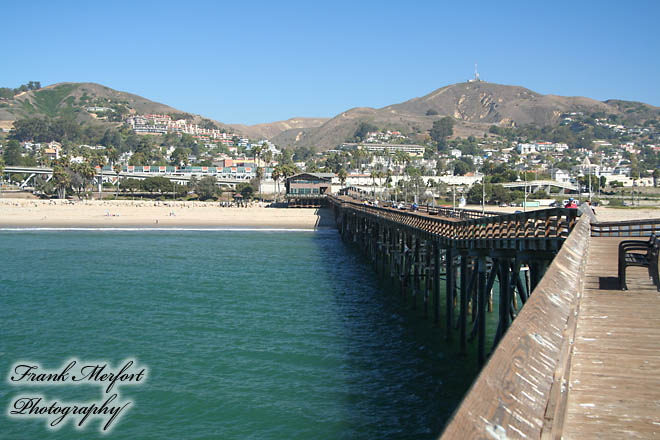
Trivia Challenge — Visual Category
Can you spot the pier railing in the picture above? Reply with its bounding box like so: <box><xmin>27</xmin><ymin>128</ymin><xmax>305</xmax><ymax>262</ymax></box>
<box><xmin>329</xmin><ymin>195</ymin><xmax>579</xmax><ymax>250</ymax></box>
<box><xmin>440</xmin><ymin>205</ymin><xmax>593</xmax><ymax>439</ymax></box>
<box><xmin>591</xmin><ymin>218</ymin><xmax>660</xmax><ymax>237</ymax></box>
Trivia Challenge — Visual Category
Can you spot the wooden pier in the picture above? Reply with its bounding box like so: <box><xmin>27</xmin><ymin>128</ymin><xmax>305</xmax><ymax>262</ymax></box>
<box><xmin>561</xmin><ymin>236</ymin><xmax>660</xmax><ymax>439</ymax></box>
<box><xmin>328</xmin><ymin>194</ymin><xmax>660</xmax><ymax>439</ymax></box>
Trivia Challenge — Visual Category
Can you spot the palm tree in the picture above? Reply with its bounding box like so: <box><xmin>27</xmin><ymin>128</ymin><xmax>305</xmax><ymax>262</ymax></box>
<box><xmin>338</xmin><ymin>168</ymin><xmax>347</xmax><ymax>188</ymax></box>
<box><xmin>107</xmin><ymin>147</ymin><xmax>119</xmax><ymax>167</ymax></box>
<box><xmin>272</xmin><ymin>165</ymin><xmax>282</xmax><ymax>201</ymax></box>
<box><xmin>252</xmin><ymin>144</ymin><xmax>264</xmax><ymax>168</ymax></box>
<box><xmin>262</xmin><ymin>150</ymin><xmax>273</xmax><ymax>169</ymax></box>
<box><xmin>370</xmin><ymin>170</ymin><xmax>378</xmax><ymax>196</ymax></box>
<box><xmin>255</xmin><ymin>167</ymin><xmax>264</xmax><ymax>199</ymax></box>
<box><xmin>113</xmin><ymin>163</ymin><xmax>122</xmax><ymax>198</ymax></box>
<box><xmin>53</xmin><ymin>165</ymin><xmax>71</xmax><ymax>199</ymax></box>
<box><xmin>79</xmin><ymin>161</ymin><xmax>96</xmax><ymax>198</ymax></box>
<box><xmin>92</xmin><ymin>155</ymin><xmax>106</xmax><ymax>199</ymax></box>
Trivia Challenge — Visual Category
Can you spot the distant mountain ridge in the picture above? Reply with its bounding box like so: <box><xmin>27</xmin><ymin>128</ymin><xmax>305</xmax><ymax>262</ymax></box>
<box><xmin>272</xmin><ymin>81</ymin><xmax>659</xmax><ymax>149</ymax></box>
<box><xmin>1</xmin><ymin>81</ymin><xmax>658</xmax><ymax>148</ymax></box>
<box><xmin>0</xmin><ymin>82</ymin><xmax>329</xmax><ymax>138</ymax></box>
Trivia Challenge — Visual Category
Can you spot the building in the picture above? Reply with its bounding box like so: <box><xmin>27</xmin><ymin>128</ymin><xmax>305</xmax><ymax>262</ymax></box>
<box><xmin>341</xmin><ymin>143</ymin><xmax>425</xmax><ymax>157</ymax></box>
<box><xmin>517</xmin><ymin>143</ymin><xmax>537</xmax><ymax>155</ymax></box>
<box><xmin>552</xmin><ymin>169</ymin><xmax>571</xmax><ymax>184</ymax></box>
<box><xmin>285</xmin><ymin>172</ymin><xmax>334</xmax><ymax>207</ymax></box>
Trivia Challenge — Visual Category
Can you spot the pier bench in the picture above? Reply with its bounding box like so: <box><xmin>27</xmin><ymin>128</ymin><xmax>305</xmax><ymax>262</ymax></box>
<box><xmin>618</xmin><ymin>235</ymin><xmax>660</xmax><ymax>290</ymax></box>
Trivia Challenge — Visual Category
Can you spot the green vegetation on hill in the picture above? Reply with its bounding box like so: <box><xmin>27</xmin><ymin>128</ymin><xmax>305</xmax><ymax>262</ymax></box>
<box><xmin>0</xmin><ymin>81</ymin><xmax>41</xmax><ymax>99</ymax></box>
<box><xmin>30</xmin><ymin>84</ymin><xmax>79</xmax><ymax>117</ymax></box>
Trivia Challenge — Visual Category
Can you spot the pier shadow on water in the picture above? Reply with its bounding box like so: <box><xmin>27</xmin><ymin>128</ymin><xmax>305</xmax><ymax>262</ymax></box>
<box><xmin>311</xmin><ymin>232</ymin><xmax>482</xmax><ymax>440</ymax></box>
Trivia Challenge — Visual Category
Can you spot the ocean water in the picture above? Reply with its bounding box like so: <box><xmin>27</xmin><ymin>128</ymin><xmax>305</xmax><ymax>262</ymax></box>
<box><xmin>0</xmin><ymin>230</ymin><xmax>479</xmax><ymax>439</ymax></box>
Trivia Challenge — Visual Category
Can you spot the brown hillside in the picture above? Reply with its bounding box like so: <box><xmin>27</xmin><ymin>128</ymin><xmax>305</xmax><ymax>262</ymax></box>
<box><xmin>275</xmin><ymin>82</ymin><xmax>630</xmax><ymax>150</ymax></box>
<box><xmin>230</xmin><ymin>117</ymin><xmax>329</xmax><ymax>140</ymax></box>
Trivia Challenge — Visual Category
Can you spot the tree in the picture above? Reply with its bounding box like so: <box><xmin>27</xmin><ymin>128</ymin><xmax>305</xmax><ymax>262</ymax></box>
<box><xmin>141</xmin><ymin>176</ymin><xmax>170</xmax><ymax>194</ymax></box>
<box><xmin>255</xmin><ymin>167</ymin><xmax>264</xmax><ymax>197</ymax></box>
<box><xmin>237</xmin><ymin>182</ymin><xmax>255</xmax><ymax>199</ymax></box>
<box><xmin>170</xmin><ymin>147</ymin><xmax>190</xmax><ymax>166</ymax></box>
<box><xmin>53</xmin><ymin>165</ymin><xmax>71</xmax><ymax>199</ymax></box>
<box><xmin>3</xmin><ymin>140</ymin><xmax>24</xmax><ymax>165</ymax></box>
<box><xmin>352</xmin><ymin>122</ymin><xmax>378</xmax><ymax>142</ymax></box>
<box><xmin>129</xmin><ymin>152</ymin><xmax>148</xmax><ymax>166</ymax></box>
<box><xmin>113</xmin><ymin>163</ymin><xmax>122</xmax><ymax>197</ymax></box>
<box><xmin>262</xmin><ymin>150</ymin><xmax>273</xmax><ymax>169</ymax></box>
<box><xmin>271</xmin><ymin>166</ymin><xmax>282</xmax><ymax>201</ymax></box>
<box><xmin>338</xmin><ymin>168</ymin><xmax>347</xmax><ymax>187</ymax></box>
<box><xmin>122</xmin><ymin>178</ymin><xmax>141</xmax><ymax>195</ymax></box>
<box><xmin>196</xmin><ymin>176</ymin><xmax>218</xmax><ymax>200</ymax></box>
<box><xmin>430</xmin><ymin>117</ymin><xmax>454</xmax><ymax>149</ymax></box>
<box><xmin>452</xmin><ymin>161</ymin><xmax>470</xmax><ymax>176</ymax></box>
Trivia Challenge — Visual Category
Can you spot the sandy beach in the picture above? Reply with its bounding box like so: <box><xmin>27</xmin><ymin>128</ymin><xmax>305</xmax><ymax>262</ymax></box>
<box><xmin>0</xmin><ymin>199</ymin><xmax>334</xmax><ymax>229</ymax></box>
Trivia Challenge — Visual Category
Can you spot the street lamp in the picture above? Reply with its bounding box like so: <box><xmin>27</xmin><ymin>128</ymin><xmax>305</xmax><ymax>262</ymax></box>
<box><xmin>523</xmin><ymin>168</ymin><xmax>527</xmax><ymax>213</ymax></box>
<box><xmin>481</xmin><ymin>172</ymin><xmax>486</xmax><ymax>214</ymax></box>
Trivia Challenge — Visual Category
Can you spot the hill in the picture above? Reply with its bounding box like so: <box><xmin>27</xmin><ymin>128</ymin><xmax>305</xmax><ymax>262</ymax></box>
<box><xmin>273</xmin><ymin>82</ymin><xmax>658</xmax><ymax>150</ymax></box>
<box><xmin>0</xmin><ymin>82</ymin><xmax>330</xmax><ymax>139</ymax></box>
<box><xmin>2</xmin><ymin>81</ymin><xmax>658</xmax><ymax>149</ymax></box>
<box><xmin>229</xmin><ymin>117</ymin><xmax>329</xmax><ymax>140</ymax></box>
<box><xmin>0</xmin><ymin>82</ymin><xmax>235</xmax><ymax>132</ymax></box>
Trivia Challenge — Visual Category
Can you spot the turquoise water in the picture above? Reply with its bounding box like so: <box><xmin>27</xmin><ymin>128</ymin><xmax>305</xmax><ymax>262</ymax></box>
<box><xmin>0</xmin><ymin>230</ymin><xmax>478</xmax><ymax>439</ymax></box>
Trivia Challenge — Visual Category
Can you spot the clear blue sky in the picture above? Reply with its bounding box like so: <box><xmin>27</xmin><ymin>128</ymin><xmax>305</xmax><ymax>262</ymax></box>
<box><xmin>3</xmin><ymin>0</ymin><xmax>659</xmax><ymax>125</ymax></box>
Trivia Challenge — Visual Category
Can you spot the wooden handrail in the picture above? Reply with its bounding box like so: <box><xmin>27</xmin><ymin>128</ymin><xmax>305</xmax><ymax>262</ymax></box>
<box><xmin>440</xmin><ymin>207</ymin><xmax>592</xmax><ymax>439</ymax></box>
<box><xmin>591</xmin><ymin>218</ymin><xmax>660</xmax><ymax>237</ymax></box>
<box><xmin>328</xmin><ymin>195</ymin><xmax>578</xmax><ymax>245</ymax></box>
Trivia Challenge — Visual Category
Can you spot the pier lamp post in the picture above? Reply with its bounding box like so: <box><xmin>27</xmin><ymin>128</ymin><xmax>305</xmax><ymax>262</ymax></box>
<box><xmin>481</xmin><ymin>172</ymin><xmax>486</xmax><ymax>215</ymax></box>
<box><xmin>523</xmin><ymin>168</ymin><xmax>527</xmax><ymax>213</ymax></box>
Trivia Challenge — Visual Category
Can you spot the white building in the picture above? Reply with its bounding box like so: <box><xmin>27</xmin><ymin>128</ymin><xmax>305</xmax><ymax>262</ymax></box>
<box><xmin>517</xmin><ymin>143</ymin><xmax>536</xmax><ymax>154</ymax></box>
<box><xmin>552</xmin><ymin>169</ymin><xmax>571</xmax><ymax>184</ymax></box>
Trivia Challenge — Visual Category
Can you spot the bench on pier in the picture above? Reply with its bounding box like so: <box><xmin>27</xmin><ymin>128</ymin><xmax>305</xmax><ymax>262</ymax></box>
<box><xmin>618</xmin><ymin>234</ymin><xmax>660</xmax><ymax>290</ymax></box>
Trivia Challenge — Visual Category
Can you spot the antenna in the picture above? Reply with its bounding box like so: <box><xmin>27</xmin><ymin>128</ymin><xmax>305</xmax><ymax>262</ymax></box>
<box><xmin>474</xmin><ymin>63</ymin><xmax>480</xmax><ymax>81</ymax></box>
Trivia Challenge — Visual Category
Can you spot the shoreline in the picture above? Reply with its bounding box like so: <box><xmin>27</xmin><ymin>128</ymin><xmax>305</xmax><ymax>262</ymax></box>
<box><xmin>2</xmin><ymin>198</ymin><xmax>658</xmax><ymax>229</ymax></box>
<box><xmin>0</xmin><ymin>199</ymin><xmax>335</xmax><ymax>229</ymax></box>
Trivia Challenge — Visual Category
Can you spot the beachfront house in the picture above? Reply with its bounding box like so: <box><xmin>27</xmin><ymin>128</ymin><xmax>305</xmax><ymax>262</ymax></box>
<box><xmin>285</xmin><ymin>172</ymin><xmax>334</xmax><ymax>208</ymax></box>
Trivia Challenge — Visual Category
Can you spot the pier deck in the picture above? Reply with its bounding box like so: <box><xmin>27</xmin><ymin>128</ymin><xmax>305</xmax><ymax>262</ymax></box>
<box><xmin>562</xmin><ymin>236</ymin><xmax>660</xmax><ymax>439</ymax></box>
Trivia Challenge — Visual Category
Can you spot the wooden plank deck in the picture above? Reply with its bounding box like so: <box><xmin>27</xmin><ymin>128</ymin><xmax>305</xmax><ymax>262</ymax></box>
<box><xmin>562</xmin><ymin>237</ymin><xmax>660</xmax><ymax>439</ymax></box>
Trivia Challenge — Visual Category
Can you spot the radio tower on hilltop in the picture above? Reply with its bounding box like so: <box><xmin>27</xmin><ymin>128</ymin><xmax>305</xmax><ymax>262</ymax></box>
<box><xmin>468</xmin><ymin>63</ymin><xmax>482</xmax><ymax>82</ymax></box>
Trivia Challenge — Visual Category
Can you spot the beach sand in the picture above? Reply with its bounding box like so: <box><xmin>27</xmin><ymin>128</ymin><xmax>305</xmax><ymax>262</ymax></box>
<box><xmin>0</xmin><ymin>199</ymin><xmax>335</xmax><ymax>229</ymax></box>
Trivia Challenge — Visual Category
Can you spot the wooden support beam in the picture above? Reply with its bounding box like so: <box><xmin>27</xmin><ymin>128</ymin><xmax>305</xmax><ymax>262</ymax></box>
<box><xmin>424</xmin><ymin>240</ymin><xmax>432</xmax><ymax>319</ymax></box>
<box><xmin>413</xmin><ymin>237</ymin><xmax>420</xmax><ymax>310</ymax></box>
<box><xmin>477</xmin><ymin>255</ymin><xmax>487</xmax><ymax>367</ymax></box>
<box><xmin>445</xmin><ymin>247</ymin><xmax>455</xmax><ymax>341</ymax></box>
<box><xmin>434</xmin><ymin>242</ymin><xmax>441</xmax><ymax>326</ymax></box>
<box><xmin>459</xmin><ymin>253</ymin><xmax>468</xmax><ymax>356</ymax></box>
